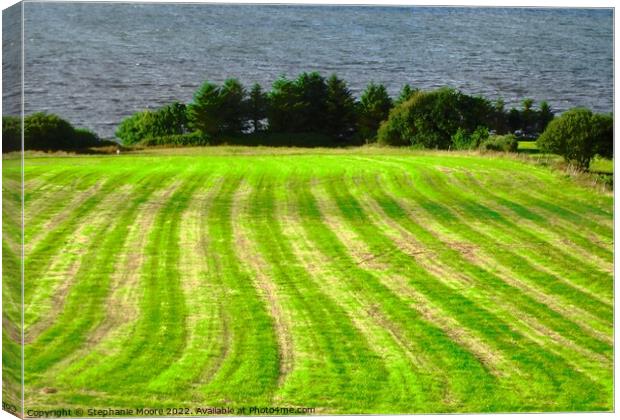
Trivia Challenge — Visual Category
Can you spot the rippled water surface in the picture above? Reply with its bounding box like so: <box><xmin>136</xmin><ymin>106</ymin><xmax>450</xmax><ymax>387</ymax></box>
<box><xmin>4</xmin><ymin>3</ymin><xmax>614</xmax><ymax>138</ymax></box>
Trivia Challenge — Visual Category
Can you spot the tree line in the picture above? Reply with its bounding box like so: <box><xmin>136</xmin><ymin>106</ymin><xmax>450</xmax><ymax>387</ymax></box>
<box><xmin>1</xmin><ymin>72</ymin><xmax>612</xmax><ymax>170</ymax></box>
<box><xmin>114</xmin><ymin>72</ymin><xmax>558</xmax><ymax>148</ymax></box>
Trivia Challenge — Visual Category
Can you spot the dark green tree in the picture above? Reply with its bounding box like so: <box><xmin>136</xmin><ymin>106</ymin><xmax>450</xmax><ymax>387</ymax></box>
<box><xmin>187</xmin><ymin>79</ymin><xmax>246</xmax><ymax>136</ymax></box>
<box><xmin>377</xmin><ymin>88</ymin><xmax>495</xmax><ymax>149</ymax></box>
<box><xmin>593</xmin><ymin>113</ymin><xmax>613</xmax><ymax>160</ymax></box>
<box><xmin>2</xmin><ymin>116</ymin><xmax>21</xmax><ymax>152</ymax></box>
<box><xmin>395</xmin><ymin>84</ymin><xmax>417</xmax><ymax>105</ymax></box>
<box><xmin>187</xmin><ymin>81</ymin><xmax>223</xmax><ymax>136</ymax></box>
<box><xmin>158</xmin><ymin>102</ymin><xmax>188</xmax><ymax>134</ymax></box>
<box><xmin>324</xmin><ymin>74</ymin><xmax>357</xmax><ymax>138</ymax></box>
<box><xmin>537</xmin><ymin>108</ymin><xmax>613</xmax><ymax>169</ymax></box>
<box><xmin>508</xmin><ymin>107</ymin><xmax>522</xmax><ymax>132</ymax></box>
<box><xmin>521</xmin><ymin>98</ymin><xmax>535</xmax><ymax>131</ymax></box>
<box><xmin>247</xmin><ymin>83</ymin><xmax>267</xmax><ymax>132</ymax></box>
<box><xmin>538</xmin><ymin>101</ymin><xmax>554</xmax><ymax>132</ymax></box>
<box><xmin>267</xmin><ymin>76</ymin><xmax>303</xmax><ymax>132</ymax></box>
<box><xmin>295</xmin><ymin>72</ymin><xmax>328</xmax><ymax>132</ymax></box>
<box><xmin>267</xmin><ymin>72</ymin><xmax>328</xmax><ymax>133</ymax></box>
<box><xmin>219</xmin><ymin>78</ymin><xmax>247</xmax><ymax>133</ymax></box>
<box><xmin>491</xmin><ymin>98</ymin><xmax>508</xmax><ymax>133</ymax></box>
<box><xmin>357</xmin><ymin>82</ymin><xmax>393</xmax><ymax>142</ymax></box>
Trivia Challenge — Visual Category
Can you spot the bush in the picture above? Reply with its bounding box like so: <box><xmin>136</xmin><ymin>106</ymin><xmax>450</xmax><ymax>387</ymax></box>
<box><xmin>72</xmin><ymin>128</ymin><xmax>100</xmax><ymax>147</ymax></box>
<box><xmin>377</xmin><ymin>88</ymin><xmax>495</xmax><ymax>148</ymax></box>
<box><xmin>2</xmin><ymin>113</ymin><xmax>102</xmax><ymax>151</ymax></box>
<box><xmin>24</xmin><ymin>112</ymin><xmax>75</xmax><ymax>150</ymax></box>
<box><xmin>2</xmin><ymin>116</ymin><xmax>21</xmax><ymax>152</ymax></box>
<box><xmin>452</xmin><ymin>126</ymin><xmax>489</xmax><ymax>150</ymax></box>
<box><xmin>593</xmin><ymin>113</ymin><xmax>613</xmax><ymax>160</ymax></box>
<box><xmin>139</xmin><ymin>131</ymin><xmax>210</xmax><ymax>147</ymax></box>
<box><xmin>116</xmin><ymin>102</ymin><xmax>187</xmax><ymax>145</ymax></box>
<box><xmin>479</xmin><ymin>134</ymin><xmax>518</xmax><ymax>152</ymax></box>
<box><xmin>537</xmin><ymin>108</ymin><xmax>613</xmax><ymax>169</ymax></box>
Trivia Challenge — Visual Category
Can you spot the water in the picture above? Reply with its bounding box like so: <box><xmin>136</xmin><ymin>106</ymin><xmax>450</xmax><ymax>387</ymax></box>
<box><xmin>4</xmin><ymin>3</ymin><xmax>614</xmax><ymax>139</ymax></box>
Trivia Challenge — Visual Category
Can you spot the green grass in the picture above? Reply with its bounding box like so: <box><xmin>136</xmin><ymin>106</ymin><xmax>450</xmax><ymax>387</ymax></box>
<box><xmin>590</xmin><ymin>157</ymin><xmax>614</xmax><ymax>174</ymax></box>
<box><xmin>517</xmin><ymin>140</ymin><xmax>539</xmax><ymax>153</ymax></box>
<box><xmin>2</xmin><ymin>147</ymin><xmax>613</xmax><ymax>414</ymax></box>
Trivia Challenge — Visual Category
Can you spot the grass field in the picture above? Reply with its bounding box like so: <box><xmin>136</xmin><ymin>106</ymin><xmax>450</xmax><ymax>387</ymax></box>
<box><xmin>2</xmin><ymin>147</ymin><xmax>614</xmax><ymax>414</ymax></box>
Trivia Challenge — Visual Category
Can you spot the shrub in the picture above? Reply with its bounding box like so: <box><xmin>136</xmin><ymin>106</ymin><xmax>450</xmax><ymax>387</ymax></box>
<box><xmin>2</xmin><ymin>116</ymin><xmax>21</xmax><ymax>152</ymax></box>
<box><xmin>72</xmin><ymin>128</ymin><xmax>100</xmax><ymax>147</ymax></box>
<box><xmin>139</xmin><ymin>131</ymin><xmax>210</xmax><ymax>147</ymax></box>
<box><xmin>24</xmin><ymin>112</ymin><xmax>75</xmax><ymax>150</ymax></box>
<box><xmin>357</xmin><ymin>82</ymin><xmax>392</xmax><ymax>142</ymax></box>
<box><xmin>376</xmin><ymin>100</ymin><xmax>413</xmax><ymax>147</ymax></box>
<box><xmin>593</xmin><ymin>113</ymin><xmax>613</xmax><ymax>160</ymax></box>
<box><xmin>537</xmin><ymin>108</ymin><xmax>613</xmax><ymax>169</ymax></box>
<box><xmin>2</xmin><ymin>113</ymin><xmax>102</xmax><ymax>151</ymax></box>
<box><xmin>479</xmin><ymin>134</ymin><xmax>518</xmax><ymax>152</ymax></box>
<box><xmin>116</xmin><ymin>102</ymin><xmax>187</xmax><ymax>145</ymax></box>
<box><xmin>451</xmin><ymin>126</ymin><xmax>489</xmax><ymax>150</ymax></box>
<box><xmin>377</xmin><ymin>88</ymin><xmax>495</xmax><ymax>148</ymax></box>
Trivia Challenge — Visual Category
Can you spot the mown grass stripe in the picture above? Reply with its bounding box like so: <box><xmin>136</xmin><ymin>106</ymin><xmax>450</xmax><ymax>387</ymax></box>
<box><xmin>389</xmin><ymin>160</ymin><xmax>612</xmax><ymax>333</ymax></box>
<box><xmin>195</xmin><ymin>175</ymin><xmax>280</xmax><ymax>404</ymax></box>
<box><xmin>2</xmin><ymin>241</ymin><xmax>21</xmax><ymax>327</ymax></box>
<box><xmin>24</xmin><ymin>171</ymin><xmax>140</xmax><ymax>306</ymax></box>
<box><xmin>23</xmin><ymin>183</ymin><xmax>143</xmax><ymax>336</ymax></box>
<box><xmin>25</xmin><ymin>179</ymin><xmax>104</xmax><ymax>252</ymax></box>
<box><xmin>231</xmin><ymin>180</ymin><xmax>294</xmax><ymax>389</ymax></box>
<box><xmin>48</xmin><ymin>179</ymin><xmax>193</xmax><ymax>390</ymax></box>
<box><xmin>244</xmin><ymin>172</ymin><xmax>390</xmax><ymax>411</ymax></box>
<box><xmin>298</xmin><ymin>178</ymin><xmax>509</xmax><ymax>412</ymax></box>
<box><xmin>349</xmin><ymin>173</ymin><xmax>612</xmax><ymax>383</ymax></box>
<box><xmin>69</xmin><ymin>175</ymin><xmax>205</xmax><ymax>391</ymax></box>
<box><xmin>486</xmin><ymin>168</ymin><xmax>614</xmax><ymax>231</ymax></box>
<box><xmin>278</xmin><ymin>191</ymin><xmax>431</xmax><ymax>412</ymax></box>
<box><xmin>453</xmin><ymin>172</ymin><xmax>613</xmax><ymax>266</ymax></box>
<box><xmin>359</xmin><ymin>155</ymin><xmax>613</xmax><ymax>310</ymax></box>
<box><xmin>414</xmin><ymin>167</ymin><xmax>614</xmax><ymax>310</ymax></box>
<box><xmin>434</xmin><ymin>167</ymin><xmax>614</xmax><ymax>278</ymax></box>
<box><xmin>143</xmin><ymin>176</ymin><xmax>228</xmax><ymax>395</ymax></box>
<box><xmin>24</xmin><ymin>170</ymin><xmax>174</xmax><ymax>377</ymax></box>
<box><xmin>356</xmin><ymin>170</ymin><xmax>612</xmax><ymax>349</ymax></box>
<box><xmin>320</xmin><ymin>173</ymin><xmax>608</xmax><ymax>411</ymax></box>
